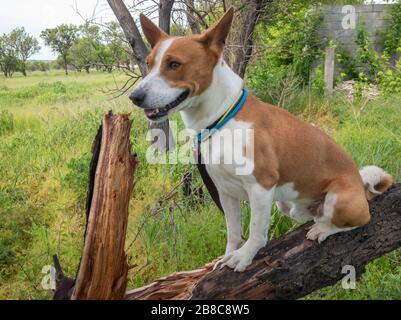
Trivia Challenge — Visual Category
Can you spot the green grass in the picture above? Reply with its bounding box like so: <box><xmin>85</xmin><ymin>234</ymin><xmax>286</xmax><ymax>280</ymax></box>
<box><xmin>0</xmin><ymin>70</ymin><xmax>400</xmax><ymax>299</ymax></box>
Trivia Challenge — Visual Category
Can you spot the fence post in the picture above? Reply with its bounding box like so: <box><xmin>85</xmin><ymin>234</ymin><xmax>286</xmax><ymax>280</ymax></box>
<box><xmin>324</xmin><ymin>46</ymin><xmax>336</xmax><ymax>96</ymax></box>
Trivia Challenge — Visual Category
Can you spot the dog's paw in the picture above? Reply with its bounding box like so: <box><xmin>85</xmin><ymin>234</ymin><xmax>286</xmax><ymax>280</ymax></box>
<box><xmin>306</xmin><ymin>223</ymin><xmax>332</xmax><ymax>243</ymax></box>
<box><xmin>219</xmin><ymin>247</ymin><xmax>254</xmax><ymax>272</ymax></box>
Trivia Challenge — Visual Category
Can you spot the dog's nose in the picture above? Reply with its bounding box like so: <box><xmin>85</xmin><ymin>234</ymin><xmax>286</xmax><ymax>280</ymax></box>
<box><xmin>129</xmin><ymin>89</ymin><xmax>146</xmax><ymax>107</ymax></box>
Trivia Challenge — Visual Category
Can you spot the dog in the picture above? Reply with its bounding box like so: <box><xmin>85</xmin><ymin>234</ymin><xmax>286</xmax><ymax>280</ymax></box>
<box><xmin>130</xmin><ymin>7</ymin><xmax>393</xmax><ymax>272</ymax></box>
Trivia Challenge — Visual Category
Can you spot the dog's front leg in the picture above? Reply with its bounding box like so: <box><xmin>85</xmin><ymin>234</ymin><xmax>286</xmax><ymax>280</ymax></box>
<box><xmin>220</xmin><ymin>185</ymin><xmax>275</xmax><ymax>272</ymax></box>
<box><xmin>220</xmin><ymin>192</ymin><xmax>242</xmax><ymax>255</ymax></box>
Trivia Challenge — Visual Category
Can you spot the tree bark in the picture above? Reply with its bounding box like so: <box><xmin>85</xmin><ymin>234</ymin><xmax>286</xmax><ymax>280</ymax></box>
<box><xmin>69</xmin><ymin>114</ymin><xmax>137</xmax><ymax>300</ymax></box>
<box><xmin>63</xmin><ymin>55</ymin><xmax>68</xmax><ymax>75</ymax></box>
<box><xmin>159</xmin><ymin>0</ymin><xmax>175</xmax><ymax>34</ymax></box>
<box><xmin>185</xmin><ymin>0</ymin><xmax>201</xmax><ymax>34</ymax></box>
<box><xmin>126</xmin><ymin>184</ymin><xmax>401</xmax><ymax>300</ymax></box>
<box><xmin>224</xmin><ymin>0</ymin><xmax>263</xmax><ymax>78</ymax></box>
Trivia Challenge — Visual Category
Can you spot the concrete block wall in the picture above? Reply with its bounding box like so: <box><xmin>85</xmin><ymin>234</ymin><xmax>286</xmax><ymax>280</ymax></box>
<box><xmin>318</xmin><ymin>4</ymin><xmax>394</xmax><ymax>54</ymax></box>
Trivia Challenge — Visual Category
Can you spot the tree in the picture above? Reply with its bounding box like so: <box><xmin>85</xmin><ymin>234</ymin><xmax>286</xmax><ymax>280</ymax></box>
<box><xmin>67</xmin><ymin>25</ymin><xmax>100</xmax><ymax>73</ymax></box>
<box><xmin>41</xmin><ymin>24</ymin><xmax>78</xmax><ymax>75</ymax></box>
<box><xmin>67</xmin><ymin>24</ymin><xmax>130</xmax><ymax>73</ymax></box>
<box><xmin>8</xmin><ymin>27</ymin><xmax>40</xmax><ymax>76</ymax></box>
<box><xmin>223</xmin><ymin>0</ymin><xmax>263</xmax><ymax>78</ymax></box>
<box><xmin>102</xmin><ymin>22</ymin><xmax>131</xmax><ymax>70</ymax></box>
<box><xmin>0</xmin><ymin>35</ymin><xmax>19</xmax><ymax>77</ymax></box>
<box><xmin>68</xmin><ymin>38</ymin><xmax>94</xmax><ymax>73</ymax></box>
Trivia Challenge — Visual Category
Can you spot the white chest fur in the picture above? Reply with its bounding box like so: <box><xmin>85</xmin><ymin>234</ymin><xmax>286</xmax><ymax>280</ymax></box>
<box><xmin>203</xmin><ymin>119</ymin><xmax>254</xmax><ymax>200</ymax></box>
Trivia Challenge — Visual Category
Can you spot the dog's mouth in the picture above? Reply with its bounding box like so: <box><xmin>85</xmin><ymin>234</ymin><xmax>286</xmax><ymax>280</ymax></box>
<box><xmin>144</xmin><ymin>89</ymin><xmax>190</xmax><ymax>121</ymax></box>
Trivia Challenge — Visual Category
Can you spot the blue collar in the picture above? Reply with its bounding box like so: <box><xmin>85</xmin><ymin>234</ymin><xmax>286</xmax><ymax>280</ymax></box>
<box><xmin>195</xmin><ymin>87</ymin><xmax>248</xmax><ymax>152</ymax></box>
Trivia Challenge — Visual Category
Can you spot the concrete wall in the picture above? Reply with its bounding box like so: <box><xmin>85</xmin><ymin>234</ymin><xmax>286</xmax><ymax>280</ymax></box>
<box><xmin>319</xmin><ymin>4</ymin><xmax>394</xmax><ymax>54</ymax></box>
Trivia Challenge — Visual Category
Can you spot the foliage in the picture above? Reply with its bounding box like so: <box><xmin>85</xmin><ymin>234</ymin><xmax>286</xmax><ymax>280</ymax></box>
<box><xmin>246</xmin><ymin>3</ymin><xmax>324</xmax><ymax>107</ymax></box>
<box><xmin>7</xmin><ymin>27</ymin><xmax>40</xmax><ymax>76</ymax></box>
<box><xmin>377</xmin><ymin>49</ymin><xmax>401</xmax><ymax>93</ymax></box>
<box><xmin>44</xmin><ymin>23</ymin><xmax>131</xmax><ymax>74</ymax></box>
<box><xmin>41</xmin><ymin>24</ymin><xmax>79</xmax><ymax>75</ymax></box>
<box><xmin>355</xmin><ymin>24</ymin><xmax>382</xmax><ymax>79</ymax></box>
<box><xmin>331</xmin><ymin>1</ymin><xmax>401</xmax><ymax>93</ymax></box>
<box><xmin>0</xmin><ymin>34</ymin><xmax>20</xmax><ymax>77</ymax></box>
<box><xmin>26</xmin><ymin>61</ymin><xmax>51</xmax><ymax>73</ymax></box>
<box><xmin>383</xmin><ymin>0</ymin><xmax>401</xmax><ymax>56</ymax></box>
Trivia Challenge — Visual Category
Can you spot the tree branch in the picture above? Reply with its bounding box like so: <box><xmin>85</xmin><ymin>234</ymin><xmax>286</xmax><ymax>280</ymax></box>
<box><xmin>126</xmin><ymin>184</ymin><xmax>401</xmax><ymax>300</ymax></box>
<box><xmin>70</xmin><ymin>113</ymin><xmax>137</xmax><ymax>300</ymax></box>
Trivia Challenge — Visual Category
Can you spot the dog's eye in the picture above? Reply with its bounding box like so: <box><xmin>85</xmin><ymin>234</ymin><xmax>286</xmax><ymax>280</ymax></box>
<box><xmin>168</xmin><ymin>61</ymin><xmax>181</xmax><ymax>70</ymax></box>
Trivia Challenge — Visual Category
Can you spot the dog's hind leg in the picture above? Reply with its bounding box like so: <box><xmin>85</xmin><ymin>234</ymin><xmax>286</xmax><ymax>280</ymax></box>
<box><xmin>276</xmin><ymin>201</ymin><xmax>292</xmax><ymax>217</ymax></box>
<box><xmin>307</xmin><ymin>178</ymin><xmax>370</xmax><ymax>243</ymax></box>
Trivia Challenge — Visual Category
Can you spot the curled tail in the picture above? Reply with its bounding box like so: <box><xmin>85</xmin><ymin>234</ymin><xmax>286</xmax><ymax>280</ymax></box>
<box><xmin>359</xmin><ymin>166</ymin><xmax>393</xmax><ymax>200</ymax></box>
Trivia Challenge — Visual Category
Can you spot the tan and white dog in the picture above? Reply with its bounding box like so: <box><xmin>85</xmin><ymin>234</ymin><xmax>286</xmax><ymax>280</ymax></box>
<box><xmin>130</xmin><ymin>8</ymin><xmax>393</xmax><ymax>272</ymax></box>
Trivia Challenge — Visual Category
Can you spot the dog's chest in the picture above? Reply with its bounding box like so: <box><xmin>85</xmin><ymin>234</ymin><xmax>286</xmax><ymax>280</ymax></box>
<box><xmin>201</xmin><ymin>119</ymin><xmax>255</xmax><ymax>200</ymax></box>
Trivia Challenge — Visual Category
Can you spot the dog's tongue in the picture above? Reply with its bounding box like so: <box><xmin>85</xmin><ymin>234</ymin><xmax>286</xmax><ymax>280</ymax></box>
<box><xmin>144</xmin><ymin>109</ymin><xmax>154</xmax><ymax>117</ymax></box>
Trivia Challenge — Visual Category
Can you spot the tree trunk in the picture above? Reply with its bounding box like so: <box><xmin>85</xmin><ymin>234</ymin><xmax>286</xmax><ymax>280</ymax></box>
<box><xmin>126</xmin><ymin>184</ymin><xmax>401</xmax><ymax>300</ymax></box>
<box><xmin>21</xmin><ymin>63</ymin><xmax>27</xmax><ymax>77</ymax></box>
<box><xmin>159</xmin><ymin>0</ymin><xmax>175</xmax><ymax>34</ymax></box>
<box><xmin>224</xmin><ymin>0</ymin><xmax>262</xmax><ymax>78</ymax></box>
<box><xmin>57</xmin><ymin>113</ymin><xmax>138</xmax><ymax>300</ymax></box>
<box><xmin>64</xmin><ymin>56</ymin><xmax>68</xmax><ymax>75</ymax></box>
<box><xmin>185</xmin><ymin>0</ymin><xmax>201</xmax><ymax>34</ymax></box>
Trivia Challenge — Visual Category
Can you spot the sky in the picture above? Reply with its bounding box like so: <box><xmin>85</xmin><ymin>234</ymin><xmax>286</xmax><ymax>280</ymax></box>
<box><xmin>0</xmin><ymin>0</ymin><xmax>113</xmax><ymax>60</ymax></box>
<box><xmin>0</xmin><ymin>0</ymin><xmax>395</xmax><ymax>60</ymax></box>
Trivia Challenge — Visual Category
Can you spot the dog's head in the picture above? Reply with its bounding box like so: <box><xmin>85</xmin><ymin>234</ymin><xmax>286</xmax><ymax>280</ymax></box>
<box><xmin>129</xmin><ymin>7</ymin><xmax>234</xmax><ymax>122</ymax></box>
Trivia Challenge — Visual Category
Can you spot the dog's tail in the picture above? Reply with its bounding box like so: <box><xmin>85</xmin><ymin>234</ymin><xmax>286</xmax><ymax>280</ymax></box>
<box><xmin>359</xmin><ymin>166</ymin><xmax>393</xmax><ymax>200</ymax></box>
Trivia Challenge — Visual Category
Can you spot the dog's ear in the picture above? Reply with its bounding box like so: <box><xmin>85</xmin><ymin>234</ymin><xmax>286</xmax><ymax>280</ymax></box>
<box><xmin>140</xmin><ymin>14</ymin><xmax>169</xmax><ymax>48</ymax></box>
<box><xmin>199</xmin><ymin>7</ymin><xmax>234</xmax><ymax>54</ymax></box>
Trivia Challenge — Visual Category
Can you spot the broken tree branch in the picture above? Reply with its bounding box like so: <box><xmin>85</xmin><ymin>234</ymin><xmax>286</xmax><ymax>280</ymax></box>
<box><xmin>126</xmin><ymin>183</ymin><xmax>401</xmax><ymax>300</ymax></box>
<box><xmin>70</xmin><ymin>113</ymin><xmax>137</xmax><ymax>300</ymax></box>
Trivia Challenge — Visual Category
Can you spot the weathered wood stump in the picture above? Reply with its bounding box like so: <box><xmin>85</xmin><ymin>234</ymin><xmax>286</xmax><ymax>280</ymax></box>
<box><xmin>54</xmin><ymin>113</ymin><xmax>137</xmax><ymax>300</ymax></box>
<box><xmin>72</xmin><ymin>113</ymin><xmax>137</xmax><ymax>300</ymax></box>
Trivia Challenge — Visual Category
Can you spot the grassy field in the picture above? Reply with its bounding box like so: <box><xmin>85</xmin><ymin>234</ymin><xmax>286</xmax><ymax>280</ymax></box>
<box><xmin>0</xmin><ymin>70</ymin><xmax>400</xmax><ymax>299</ymax></box>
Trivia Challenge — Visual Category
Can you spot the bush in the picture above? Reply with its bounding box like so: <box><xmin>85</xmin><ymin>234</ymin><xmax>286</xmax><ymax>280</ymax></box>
<box><xmin>246</xmin><ymin>4</ymin><xmax>324</xmax><ymax>107</ymax></box>
<box><xmin>383</xmin><ymin>1</ymin><xmax>401</xmax><ymax>57</ymax></box>
<box><xmin>377</xmin><ymin>51</ymin><xmax>401</xmax><ymax>93</ymax></box>
<box><xmin>26</xmin><ymin>60</ymin><xmax>51</xmax><ymax>73</ymax></box>
<box><xmin>334</xmin><ymin>1</ymin><xmax>401</xmax><ymax>93</ymax></box>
